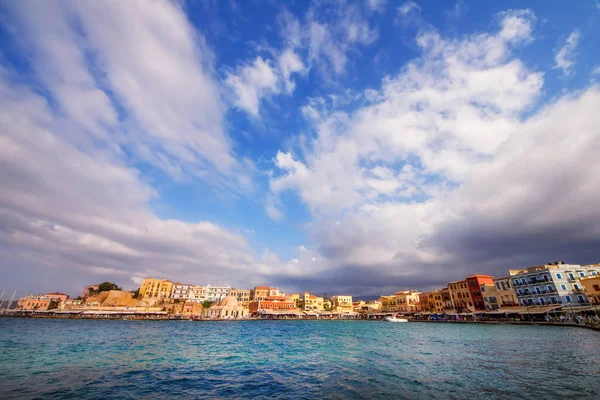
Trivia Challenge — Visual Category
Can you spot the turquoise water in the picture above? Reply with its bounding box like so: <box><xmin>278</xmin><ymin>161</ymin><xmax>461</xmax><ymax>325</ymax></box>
<box><xmin>0</xmin><ymin>319</ymin><xmax>598</xmax><ymax>399</ymax></box>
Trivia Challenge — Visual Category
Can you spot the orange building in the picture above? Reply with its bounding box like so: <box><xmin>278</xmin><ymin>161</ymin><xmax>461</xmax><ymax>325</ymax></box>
<box><xmin>249</xmin><ymin>296</ymin><xmax>296</xmax><ymax>314</ymax></box>
<box><xmin>466</xmin><ymin>274</ymin><xmax>495</xmax><ymax>311</ymax></box>
<box><xmin>17</xmin><ymin>295</ymin><xmax>52</xmax><ymax>310</ymax></box>
<box><xmin>419</xmin><ymin>293</ymin><xmax>430</xmax><ymax>312</ymax></box>
<box><xmin>448</xmin><ymin>280</ymin><xmax>473</xmax><ymax>313</ymax></box>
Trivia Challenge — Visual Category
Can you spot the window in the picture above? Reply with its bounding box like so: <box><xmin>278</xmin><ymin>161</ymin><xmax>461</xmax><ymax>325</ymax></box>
<box><xmin>574</xmin><ymin>284</ymin><xmax>580</xmax><ymax>290</ymax></box>
<box><xmin>556</xmin><ymin>273</ymin><xmax>562</xmax><ymax>279</ymax></box>
<box><xmin>577</xmin><ymin>295</ymin><xmax>585</xmax><ymax>303</ymax></box>
<box><xmin>565</xmin><ymin>295</ymin><xmax>572</xmax><ymax>303</ymax></box>
<box><xmin>579</xmin><ymin>272</ymin><xmax>585</xmax><ymax>277</ymax></box>
<box><xmin>547</xmin><ymin>285</ymin><xmax>553</xmax><ymax>291</ymax></box>
<box><xmin>568</xmin><ymin>273</ymin><xmax>575</xmax><ymax>280</ymax></box>
<box><xmin>540</xmin><ymin>298</ymin><xmax>545</xmax><ymax>305</ymax></box>
<box><xmin>594</xmin><ymin>285</ymin><xmax>600</xmax><ymax>291</ymax></box>
<box><xmin>561</xmin><ymin>285</ymin><xmax>567</xmax><ymax>291</ymax></box>
<box><xmin>592</xmin><ymin>271</ymin><xmax>597</xmax><ymax>276</ymax></box>
<box><xmin>535</xmin><ymin>287</ymin><xmax>541</xmax><ymax>294</ymax></box>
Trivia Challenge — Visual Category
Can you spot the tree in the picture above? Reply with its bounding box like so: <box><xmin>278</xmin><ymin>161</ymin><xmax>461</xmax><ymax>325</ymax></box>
<box><xmin>97</xmin><ymin>282</ymin><xmax>122</xmax><ymax>292</ymax></box>
<box><xmin>132</xmin><ymin>288</ymin><xmax>141</xmax><ymax>299</ymax></box>
<box><xmin>202</xmin><ymin>301</ymin><xmax>214</xmax><ymax>309</ymax></box>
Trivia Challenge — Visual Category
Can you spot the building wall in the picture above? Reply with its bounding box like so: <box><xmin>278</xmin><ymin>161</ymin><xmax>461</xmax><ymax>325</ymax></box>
<box><xmin>579</xmin><ymin>276</ymin><xmax>600</xmax><ymax>304</ymax></box>
<box><xmin>171</xmin><ymin>284</ymin><xmax>194</xmax><ymax>300</ymax></box>
<box><xmin>380</xmin><ymin>295</ymin><xmax>396</xmax><ymax>312</ymax></box>
<box><xmin>512</xmin><ymin>263</ymin><xmax>599</xmax><ymax>306</ymax></box>
<box><xmin>17</xmin><ymin>295</ymin><xmax>52</xmax><ymax>310</ymax></box>
<box><xmin>45</xmin><ymin>292</ymin><xmax>69</xmax><ymax>301</ymax></box>
<box><xmin>205</xmin><ymin>285</ymin><xmax>231</xmax><ymax>302</ymax></box>
<box><xmin>493</xmin><ymin>276</ymin><xmax>518</xmax><ymax>307</ymax></box>
<box><xmin>230</xmin><ymin>289</ymin><xmax>251</xmax><ymax>303</ymax></box>
<box><xmin>253</xmin><ymin>286</ymin><xmax>270</xmax><ymax>301</ymax></box>
<box><xmin>466</xmin><ymin>275</ymin><xmax>494</xmax><ymax>311</ymax></box>
<box><xmin>140</xmin><ymin>278</ymin><xmax>174</xmax><ymax>299</ymax></box>
<box><xmin>427</xmin><ymin>291</ymin><xmax>444</xmax><ymax>313</ymax></box>
<box><xmin>448</xmin><ymin>280</ymin><xmax>473</xmax><ymax>312</ymax></box>
<box><xmin>395</xmin><ymin>291</ymin><xmax>420</xmax><ymax>313</ymax></box>
<box><xmin>249</xmin><ymin>297</ymin><xmax>296</xmax><ymax>313</ymax></box>
<box><xmin>331</xmin><ymin>295</ymin><xmax>353</xmax><ymax>312</ymax></box>
<box><xmin>81</xmin><ymin>285</ymin><xmax>99</xmax><ymax>298</ymax></box>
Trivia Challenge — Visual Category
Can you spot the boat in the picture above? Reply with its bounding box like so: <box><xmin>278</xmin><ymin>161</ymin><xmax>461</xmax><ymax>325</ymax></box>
<box><xmin>384</xmin><ymin>314</ymin><xmax>408</xmax><ymax>322</ymax></box>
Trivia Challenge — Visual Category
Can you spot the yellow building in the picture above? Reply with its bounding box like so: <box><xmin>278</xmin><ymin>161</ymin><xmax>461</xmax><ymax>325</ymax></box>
<box><xmin>230</xmin><ymin>289</ymin><xmax>251</xmax><ymax>303</ymax></box>
<box><xmin>395</xmin><ymin>290</ymin><xmax>420</xmax><ymax>313</ymax></box>
<box><xmin>427</xmin><ymin>290</ymin><xmax>444</xmax><ymax>313</ymax></box>
<box><xmin>331</xmin><ymin>295</ymin><xmax>353</xmax><ymax>313</ymax></box>
<box><xmin>493</xmin><ymin>276</ymin><xmax>519</xmax><ymax>307</ymax></box>
<box><xmin>579</xmin><ymin>276</ymin><xmax>600</xmax><ymax>304</ymax></box>
<box><xmin>302</xmin><ymin>292</ymin><xmax>324</xmax><ymax>311</ymax></box>
<box><xmin>448</xmin><ymin>279</ymin><xmax>473</xmax><ymax>312</ymax></box>
<box><xmin>380</xmin><ymin>295</ymin><xmax>397</xmax><ymax>312</ymax></box>
<box><xmin>139</xmin><ymin>278</ymin><xmax>174</xmax><ymax>299</ymax></box>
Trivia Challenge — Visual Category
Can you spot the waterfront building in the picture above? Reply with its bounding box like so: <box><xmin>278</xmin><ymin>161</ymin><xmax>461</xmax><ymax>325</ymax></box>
<box><xmin>466</xmin><ymin>275</ymin><xmax>494</xmax><ymax>311</ymax></box>
<box><xmin>252</xmin><ymin>286</ymin><xmax>271</xmax><ymax>300</ymax></box>
<box><xmin>419</xmin><ymin>293</ymin><xmax>430</xmax><ymax>312</ymax></box>
<box><xmin>45</xmin><ymin>292</ymin><xmax>69</xmax><ymax>301</ymax></box>
<box><xmin>479</xmin><ymin>282</ymin><xmax>500</xmax><ymax>311</ymax></box>
<box><xmin>230</xmin><ymin>289</ymin><xmax>251</xmax><ymax>303</ymax></box>
<box><xmin>511</xmin><ymin>262</ymin><xmax>599</xmax><ymax>306</ymax></box>
<box><xmin>331</xmin><ymin>295</ymin><xmax>354</xmax><ymax>313</ymax></box>
<box><xmin>58</xmin><ymin>299</ymin><xmax>83</xmax><ymax>310</ymax></box>
<box><xmin>286</xmin><ymin>293</ymin><xmax>300</xmax><ymax>304</ymax></box>
<box><xmin>394</xmin><ymin>290</ymin><xmax>420</xmax><ymax>314</ymax></box>
<box><xmin>301</xmin><ymin>292</ymin><xmax>324</xmax><ymax>311</ymax></box>
<box><xmin>139</xmin><ymin>278</ymin><xmax>174</xmax><ymax>299</ymax></box>
<box><xmin>17</xmin><ymin>295</ymin><xmax>52</xmax><ymax>310</ymax></box>
<box><xmin>81</xmin><ymin>284</ymin><xmax>99</xmax><ymax>298</ymax></box>
<box><xmin>171</xmin><ymin>283</ymin><xmax>194</xmax><ymax>301</ymax></box>
<box><xmin>203</xmin><ymin>296</ymin><xmax>248</xmax><ymax>319</ymax></box>
<box><xmin>189</xmin><ymin>285</ymin><xmax>207</xmax><ymax>302</ymax></box>
<box><xmin>448</xmin><ymin>280</ymin><xmax>474</xmax><ymax>313</ymax></box>
<box><xmin>248</xmin><ymin>296</ymin><xmax>296</xmax><ymax>314</ymax></box>
<box><xmin>380</xmin><ymin>295</ymin><xmax>396</xmax><ymax>312</ymax></box>
<box><xmin>579</xmin><ymin>276</ymin><xmax>600</xmax><ymax>304</ymax></box>
<box><xmin>427</xmin><ymin>291</ymin><xmax>444</xmax><ymax>313</ymax></box>
<box><xmin>493</xmin><ymin>276</ymin><xmax>519</xmax><ymax>307</ymax></box>
<box><xmin>323</xmin><ymin>298</ymin><xmax>332</xmax><ymax>311</ymax></box>
<box><xmin>205</xmin><ymin>285</ymin><xmax>231</xmax><ymax>302</ymax></box>
<box><xmin>440</xmin><ymin>287</ymin><xmax>453</xmax><ymax>312</ymax></box>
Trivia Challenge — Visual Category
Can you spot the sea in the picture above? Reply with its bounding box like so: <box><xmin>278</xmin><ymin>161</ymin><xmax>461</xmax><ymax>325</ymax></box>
<box><xmin>0</xmin><ymin>318</ymin><xmax>598</xmax><ymax>399</ymax></box>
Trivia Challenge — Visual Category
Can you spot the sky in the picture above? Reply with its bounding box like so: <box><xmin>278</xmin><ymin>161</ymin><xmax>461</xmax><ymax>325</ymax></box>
<box><xmin>1</xmin><ymin>0</ymin><xmax>600</xmax><ymax>298</ymax></box>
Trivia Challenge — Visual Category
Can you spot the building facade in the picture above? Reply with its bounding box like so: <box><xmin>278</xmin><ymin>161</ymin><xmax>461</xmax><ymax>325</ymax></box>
<box><xmin>419</xmin><ymin>293</ymin><xmax>430</xmax><ymax>312</ymax></box>
<box><xmin>203</xmin><ymin>296</ymin><xmax>248</xmax><ymax>319</ymax></box>
<box><xmin>448</xmin><ymin>280</ymin><xmax>473</xmax><ymax>313</ymax></box>
<box><xmin>171</xmin><ymin>283</ymin><xmax>194</xmax><ymax>301</ymax></box>
<box><xmin>331</xmin><ymin>295</ymin><xmax>353</xmax><ymax>313</ymax></box>
<box><xmin>512</xmin><ymin>262</ymin><xmax>599</xmax><ymax>306</ymax></box>
<box><xmin>302</xmin><ymin>292</ymin><xmax>324</xmax><ymax>311</ymax></box>
<box><xmin>252</xmin><ymin>286</ymin><xmax>271</xmax><ymax>301</ymax></box>
<box><xmin>81</xmin><ymin>284</ymin><xmax>99</xmax><ymax>298</ymax></box>
<box><xmin>466</xmin><ymin>275</ymin><xmax>494</xmax><ymax>311</ymax></box>
<box><xmin>17</xmin><ymin>295</ymin><xmax>52</xmax><ymax>310</ymax></box>
<box><xmin>395</xmin><ymin>290</ymin><xmax>420</xmax><ymax>313</ymax></box>
<box><xmin>205</xmin><ymin>285</ymin><xmax>231</xmax><ymax>302</ymax></box>
<box><xmin>380</xmin><ymin>295</ymin><xmax>396</xmax><ymax>313</ymax></box>
<box><xmin>139</xmin><ymin>278</ymin><xmax>174</xmax><ymax>299</ymax></box>
<box><xmin>230</xmin><ymin>289</ymin><xmax>251</xmax><ymax>303</ymax></box>
<box><xmin>493</xmin><ymin>276</ymin><xmax>519</xmax><ymax>307</ymax></box>
<box><xmin>427</xmin><ymin>290</ymin><xmax>444</xmax><ymax>313</ymax></box>
<box><xmin>249</xmin><ymin>296</ymin><xmax>297</xmax><ymax>314</ymax></box>
<box><xmin>44</xmin><ymin>292</ymin><xmax>69</xmax><ymax>301</ymax></box>
<box><xmin>579</xmin><ymin>276</ymin><xmax>600</xmax><ymax>305</ymax></box>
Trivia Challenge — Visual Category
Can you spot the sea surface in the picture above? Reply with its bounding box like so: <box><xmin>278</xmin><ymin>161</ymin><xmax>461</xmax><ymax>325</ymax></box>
<box><xmin>0</xmin><ymin>318</ymin><xmax>598</xmax><ymax>399</ymax></box>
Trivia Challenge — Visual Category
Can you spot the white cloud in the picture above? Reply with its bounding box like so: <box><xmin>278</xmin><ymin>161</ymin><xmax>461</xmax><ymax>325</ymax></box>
<box><xmin>367</xmin><ymin>0</ymin><xmax>387</xmax><ymax>14</ymax></box>
<box><xmin>554</xmin><ymin>30</ymin><xmax>580</xmax><ymax>76</ymax></box>
<box><xmin>397</xmin><ymin>1</ymin><xmax>420</xmax><ymax>17</ymax></box>
<box><xmin>225</xmin><ymin>57</ymin><xmax>280</xmax><ymax>117</ymax></box>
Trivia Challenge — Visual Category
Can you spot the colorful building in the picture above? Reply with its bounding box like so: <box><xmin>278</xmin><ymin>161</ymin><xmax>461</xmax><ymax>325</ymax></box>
<box><xmin>17</xmin><ymin>295</ymin><xmax>52</xmax><ymax>310</ymax></box>
<box><xmin>394</xmin><ymin>290</ymin><xmax>420</xmax><ymax>313</ymax></box>
<box><xmin>230</xmin><ymin>289</ymin><xmax>252</xmax><ymax>303</ymax></box>
<box><xmin>493</xmin><ymin>276</ymin><xmax>519</xmax><ymax>307</ymax></box>
<box><xmin>301</xmin><ymin>292</ymin><xmax>324</xmax><ymax>311</ymax></box>
<box><xmin>252</xmin><ymin>286</ymin><xmax>271</xmax><ymax>301</ymax></box>
<box><xmin>465</xmin><ymin>275</ymin><xmax>494</xmax><ymax>311</ymax></box>
<box><xmin>249</xmin><ymin>296</ymin><xmax>296</xmax><ymax>314</ymax></box>
<box><xmin>579</xmin><ymin>276</ymin><xmax>600</xmax><ymax>305</ymax></box>
<box><xmin>511</xmin><ymin>262</ymin><xmax>599</xmax><ymax>306</ymax></box>
<box><xmin>448</xmin><ymin>280</ymin><xmax>473</xmax><ymax>313</ymax></box>
<box><xmin>380</xmin><ymin>295</ymin><xmax>396</xmax><ymax>312</ymax></box>
<box><xmin>331</xmin><ymin>295</ymin><xmax>353</xmax><ymax>313</ymax></box>
<box><xmin>139</xmin><ymin>278</ymin><xmax>174</xmax><ymax>299</ymax></box>
<box><xmin>440</xmin><ymin>287</ymin><xmax>453</xmax><ymax>312</ymax></box>
<box><xmin>427</xmin><ymin>290</ymin><xmax>444</xmax><ymax>313</ymax></box>
<box><xmin>419</xmin><ymin>293</ymin><xmax>430</xmax><ymax>312</ymax></box>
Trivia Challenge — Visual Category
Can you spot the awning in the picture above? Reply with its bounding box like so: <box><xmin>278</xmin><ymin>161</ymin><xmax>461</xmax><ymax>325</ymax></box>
<box><xmin>518</xmin><ymin>305</ymin><xmax>562</xmax><ymax>315</ymax></box>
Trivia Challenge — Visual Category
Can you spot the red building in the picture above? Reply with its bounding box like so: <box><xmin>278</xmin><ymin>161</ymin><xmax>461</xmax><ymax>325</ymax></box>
<box><xmin>466</xmin><ymin>275</ymin><xmax>494</xmax><ymax>311</ymax></box>
<box><xmin>249</xmin><ymin>296</ymin><xmax>296</xmax><ymax>314</ymax></box>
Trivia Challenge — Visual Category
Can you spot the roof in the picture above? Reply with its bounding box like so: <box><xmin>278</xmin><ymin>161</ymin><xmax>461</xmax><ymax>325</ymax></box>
<box><xmin>254</xmin><ymin>286</ymin><xmax>270</xmax><ymax>290</ymax></box>
<box><xmin>209</xmin><ymin>296</ymin><xmax>240</xmax><ymax>309</ymax></box>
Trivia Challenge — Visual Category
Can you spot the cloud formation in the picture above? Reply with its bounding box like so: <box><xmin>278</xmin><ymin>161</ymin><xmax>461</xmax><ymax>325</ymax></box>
<box><xmin>554</xmin><ymin>30</ymin><xmax>580</xmax><ymax>77</ymax></box>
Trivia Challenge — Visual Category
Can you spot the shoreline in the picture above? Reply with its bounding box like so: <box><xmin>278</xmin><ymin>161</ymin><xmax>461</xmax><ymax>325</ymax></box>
<box><xmin>2</xmin><ymin>313</ymin><xmax>599</xmax><ymax>331</ymax></box>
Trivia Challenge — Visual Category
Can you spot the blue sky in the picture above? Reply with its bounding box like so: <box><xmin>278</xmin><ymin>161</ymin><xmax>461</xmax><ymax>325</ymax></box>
<box><xmin>1</xmin><ymin>0</ymin><xmax>600</xmax><ymax>298</ymax></box>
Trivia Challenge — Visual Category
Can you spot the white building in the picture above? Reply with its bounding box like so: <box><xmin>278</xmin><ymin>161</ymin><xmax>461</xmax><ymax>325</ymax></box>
<box><xmin>205</xmin><ymin>285</ymin><xmax>231</xmax><ymax>302</ymax></box>
<box><xmin>512</xmin><ymin>262</ymin><xmax>599</xmax><ymax>306</ymax></box>
<box><xmin>171</xmin><ymin>283</ymin><xmax>194</xmax><ymax>301</ymax></box>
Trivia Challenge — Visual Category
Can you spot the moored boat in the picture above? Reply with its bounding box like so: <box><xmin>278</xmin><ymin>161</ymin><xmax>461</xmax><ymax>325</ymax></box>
<box><xmin>384</xmin><ymin>314</ymin><xmax>408</xmax><ymax>322</ymax></box>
